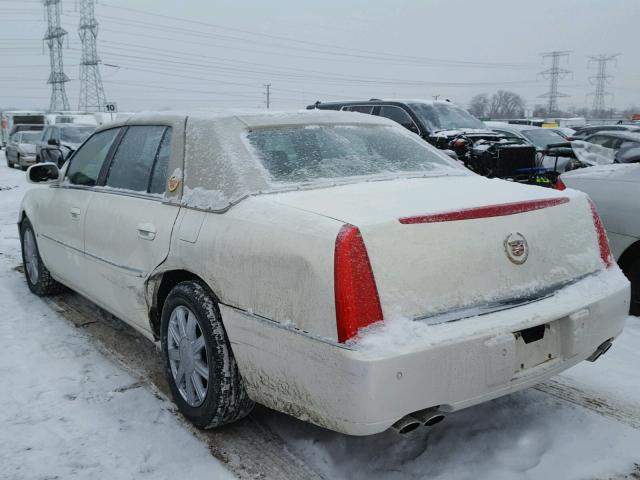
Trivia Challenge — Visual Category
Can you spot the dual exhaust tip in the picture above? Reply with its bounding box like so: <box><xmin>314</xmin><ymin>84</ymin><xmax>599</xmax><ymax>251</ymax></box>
<box><xmin>391</xmin><ymin>408</ymin><xmax>445</xmax><ymax>434</ymax></box>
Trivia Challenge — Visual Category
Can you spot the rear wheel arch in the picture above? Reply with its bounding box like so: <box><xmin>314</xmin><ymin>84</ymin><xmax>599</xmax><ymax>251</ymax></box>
<box><xmin>149</xmin><ymin>269</ymin><xmax>221</xmax><ymax>340</ymax></box>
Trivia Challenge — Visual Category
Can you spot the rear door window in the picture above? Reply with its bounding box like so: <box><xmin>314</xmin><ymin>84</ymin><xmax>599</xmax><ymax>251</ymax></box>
<box><xmin>66</xmin><ymin>128</ymin><xmax>121</xmax><ymax>186</ymax></box>
<box><xmin>149</xmin><ymin>128</ymin><xmax>172</xmax><ymax>194</ymax></box>
<box><xmin>105</xmin><ymin>126</ymin><xmax>169</xmax><ymax>194</ymax></box>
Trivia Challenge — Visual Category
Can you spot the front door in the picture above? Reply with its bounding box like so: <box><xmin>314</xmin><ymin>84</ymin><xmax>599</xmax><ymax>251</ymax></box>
<box><xmin>83</xmin><ymin>126</ymin><xmax>179</xmax><ymax>332</ymax></box>
<box><xmin>36</xmin><ymin>128</ymin><xmax>122</xmax><ymax>292</ymax></box>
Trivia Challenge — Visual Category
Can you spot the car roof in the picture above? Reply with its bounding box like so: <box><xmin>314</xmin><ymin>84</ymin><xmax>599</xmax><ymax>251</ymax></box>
<box><xmin>307</xmin><ymin>99</ymin><xmax>455</xmax><ymax>108</ymax></box>
<box><xmin>96</xmin><ymin>109</ymin><xmax>398</xmax><ymax>132</ymax></box>
<box><xmin>585</xmin><ymin>130</ymin><xmax>640</xmax><ymax>141</ymax></box>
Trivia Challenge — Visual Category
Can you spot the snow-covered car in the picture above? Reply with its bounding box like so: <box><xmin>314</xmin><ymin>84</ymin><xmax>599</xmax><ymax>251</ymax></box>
<box><xmin>558</xmin><ymin>164</ymin><xmax>640</xmax><ymax>315</ymax></box>
<box><xmin>19</xmin><ymin>111</ymin><xmax>630</xmax><ymax>436</ymax></box>
<box><xmin>5</xmin><ymin>130</ymin><xmax>40</xmax><ymax>170</ymax></box>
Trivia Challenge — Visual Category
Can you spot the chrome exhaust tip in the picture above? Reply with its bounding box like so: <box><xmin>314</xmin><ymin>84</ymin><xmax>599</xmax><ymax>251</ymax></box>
<box><xmin>410</xmin><ymin>408</ymin><xmax>446</xmax><ymax>427</ymax></box>
<box><xmin>586</xmin><ymin>338</ymin><xmax>613</xmax><ymax>362</ymax></box>
<box><xmin>391</xmin><ymin>416</ymin><xmax>422</xmax><ymax>434</ymax></box>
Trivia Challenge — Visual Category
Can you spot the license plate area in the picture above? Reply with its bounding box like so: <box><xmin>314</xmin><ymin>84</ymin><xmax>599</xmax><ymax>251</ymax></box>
<box><xmin>514</xmin><ymin>322</ymin><xmax>560</xmax><ymax>372</ymax></box>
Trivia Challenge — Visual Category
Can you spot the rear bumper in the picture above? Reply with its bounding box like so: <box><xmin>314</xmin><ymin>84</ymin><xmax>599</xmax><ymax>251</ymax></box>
<box><xmin>222</xmin><ymin>268</ymin><xmax>630</xmax><ymax>435</ymax></box>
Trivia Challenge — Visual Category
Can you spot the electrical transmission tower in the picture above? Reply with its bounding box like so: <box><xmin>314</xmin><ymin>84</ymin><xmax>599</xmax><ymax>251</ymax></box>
<box><xmin>43</xmin><ymin>0</ymin><xmax>70</xmax><ymax>111</ymax></box>
<box><xmin>588</xmin><ymin>54</ymin><xmax>619</xmax><ymax>115</ymax></box>
<box><xmin>538</xmin><ymin>51</ymin><xmax>571</xmax><ymax>115</ymax></box>
<box><xmin>78</xmin><ymin>0</ymin><xmax>106</xmax><ymax>112</ymax></box>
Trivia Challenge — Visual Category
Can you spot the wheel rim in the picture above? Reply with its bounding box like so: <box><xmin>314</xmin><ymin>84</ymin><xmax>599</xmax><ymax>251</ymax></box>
<box><xmin>23</xmin><ymin>228</ymin><xmax>39</xmax><ymax>284</ymax></box>
<box><xmin>167</xmin><ymin>305</ymin><xmax>209</xmax><ymax>407</ymax></box>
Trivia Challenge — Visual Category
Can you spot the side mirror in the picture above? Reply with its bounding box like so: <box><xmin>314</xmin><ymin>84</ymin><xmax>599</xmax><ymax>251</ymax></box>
<box><xmin>47</xmin><ymin>138</ymin><xmax>60</xmax><ymax>146</ymax></box>
<box><xmin>27</xmin><ymin>163</ymin><xmax>60</xmax><ymax>184</ymax></box>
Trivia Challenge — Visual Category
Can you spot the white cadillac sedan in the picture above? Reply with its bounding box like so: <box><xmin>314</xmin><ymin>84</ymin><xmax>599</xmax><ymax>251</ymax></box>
<box><xmin>20</xmin><ymin>111</ymin><xmax>629</xmax><ymax>436</ymax></box>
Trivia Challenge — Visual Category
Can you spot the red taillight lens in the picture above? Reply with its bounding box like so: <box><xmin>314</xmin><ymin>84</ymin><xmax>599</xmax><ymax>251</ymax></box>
<box><xmin>588</xmin><ymin>199</ymin><xmax>613</xmax><ymax>267</ymax></box>
<box><xmin>334</xmin><ymin>224</ymin><xmax>383</xmax><ymax>342</ymax></box>
<box><xmin>554</xmin><ymin>178</ymin><xmax>567</xmax><ymax>191</ymax></box>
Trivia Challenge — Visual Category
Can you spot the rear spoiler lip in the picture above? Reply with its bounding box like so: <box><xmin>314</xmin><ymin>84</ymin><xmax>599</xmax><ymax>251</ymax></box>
<box><xmin>399</xmin><ymin>197</ymin><xmax>570</xmax><ymax>224</ymax></box>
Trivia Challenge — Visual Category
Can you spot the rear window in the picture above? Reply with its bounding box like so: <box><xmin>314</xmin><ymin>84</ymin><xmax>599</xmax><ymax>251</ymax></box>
<box><xmin>60</xmin><ymin>126</ymin><xmax>94</xmax><ymax>144</ymax></box>
<box><xmin>20</xmin><ymin>131</ymin><xmax>40</xmax><ymax>143</ymax></box>
<box><xmin>246</xmin><ymin>124</ymin><xmax>458</xmax><ymax>184</ymax></box>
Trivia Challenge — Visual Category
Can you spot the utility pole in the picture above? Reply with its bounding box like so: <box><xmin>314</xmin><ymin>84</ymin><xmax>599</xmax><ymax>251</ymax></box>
<box><xmin>538</xmin><ymin>51</ymin><xmax>571</xmax><ymax>116</ymax></box>
<box><xmin>588</xmin><ymin>54</ymin><xmax>619</xmax><ymax>116</ymax></box>
<box><xmin>265</xmin><ymin>84</ymin><xmax>271</xmax><ymax>109</ymax></box>
<box><xmin>43</xmin><ymin>0</ymin><xmax>70</xmax><ymax>111</ymax></box>
<box><xmin>432</xmin><ymin>94</ymin><xmax>440</xmax><ymax>101</ymax></box>
<box><xmin>78</xmin><ymin>0</ymin><xmax>107</xmax><ymax>112</ymax></box>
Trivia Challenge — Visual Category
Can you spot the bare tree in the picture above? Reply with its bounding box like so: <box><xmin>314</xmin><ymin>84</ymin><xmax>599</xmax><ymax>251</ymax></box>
<box><xmin>488</xmin><ymin>90</ymin><xmax>526</xmax><ymax>119</ymax></box>
<box><xmin>468</xmin><ymin>93</ymin><xmax>490</xmax><ymax>118</ymax></box>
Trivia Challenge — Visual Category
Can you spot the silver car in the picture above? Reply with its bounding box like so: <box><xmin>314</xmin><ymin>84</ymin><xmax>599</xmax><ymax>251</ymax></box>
<box><xmin>5</xmin><ymin>131</ymin><xmax>40</xmax><ymax>170</ymax></box>
<box><xmin>559</xmin><ymin>164</ymin><xmax>640</xmax><ymax>314</ymax></box>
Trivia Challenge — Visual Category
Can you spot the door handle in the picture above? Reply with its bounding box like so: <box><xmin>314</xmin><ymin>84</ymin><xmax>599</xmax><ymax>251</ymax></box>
<box><xmin>137</xmin><ymin>223</ymin><xmax>157</xmax><ymax>241</ymax></box>
<box><xmin>70</xmin><ymin>207</ymin><xmax>81</xmax><ymax>220</ymax></box>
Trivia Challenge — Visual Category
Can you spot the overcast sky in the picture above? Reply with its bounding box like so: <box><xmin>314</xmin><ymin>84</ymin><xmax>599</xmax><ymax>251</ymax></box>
<box><xmin>1</xmin><ymin>0</ymin><xmax>638</xmax><ymax>113</ymax></box>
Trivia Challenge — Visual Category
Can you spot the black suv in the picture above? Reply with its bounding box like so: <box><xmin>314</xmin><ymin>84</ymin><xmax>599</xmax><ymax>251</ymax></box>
<box><xmin>307</xmin><ymin>99</ymin><xmax>543</xmax><ymax>183</ymax></box>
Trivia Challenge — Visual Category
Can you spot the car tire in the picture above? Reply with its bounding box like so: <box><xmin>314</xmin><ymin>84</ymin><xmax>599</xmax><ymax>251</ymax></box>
<box><xmin>5</xmin><ymin>154</ymin><xmax>11</xmax><ymax>168</ymax></box>
<box><xmin>161</xmin><ymin>281</ymin><xmax>254</xmax><ymax>429</ymax></box>
<box><xmin>626</xmin><ymin>257</ymin><xmax>640</xmax><ymax>316</ymax></box>
<box><xmin>18</xmin><ymin>154</ymin><xmax>27</xmax><ymax>171</ymax></box>
<box><xmin>20</xmin><ymin>218</ymin><xmax>66</xmax><ymax>296</ymax></box>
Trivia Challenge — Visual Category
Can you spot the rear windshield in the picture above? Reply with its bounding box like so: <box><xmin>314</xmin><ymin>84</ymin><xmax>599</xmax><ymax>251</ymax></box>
<box><xmin>521</xmin><ymin>129</ymin><xmax>565</xmax><ymax>149</ymax></box>
<box><xmin>60</xmin><ymin>126</ymin><xmax>94</xmax><ymax>144</ymax></box>
<box><xmin>246</xmin><ymin>125</ymin><xmax>459</xmax><ymax>184</ymax></box>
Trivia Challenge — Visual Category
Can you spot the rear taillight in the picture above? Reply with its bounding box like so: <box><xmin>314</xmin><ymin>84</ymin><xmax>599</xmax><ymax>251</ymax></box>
<box><xmin>554</xmin><ymin>178</ymin><xmax>567</xmax><ymax>190</ymax></box>
<box><xmin>334</xmin><ymin>224</ymin><xmax>383</xmax><ymax>342</ymax></box>
<box><xmin>588</xmin><ymin>199</ymin><xmax>613</xmax><ymax>267</ymax></box>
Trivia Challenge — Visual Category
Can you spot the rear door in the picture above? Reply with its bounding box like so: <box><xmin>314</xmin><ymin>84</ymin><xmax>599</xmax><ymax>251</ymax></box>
<box><xmin>83</xmin><ymin>125</ymin><xmax>179</xmax><ymax>332</ymax></box>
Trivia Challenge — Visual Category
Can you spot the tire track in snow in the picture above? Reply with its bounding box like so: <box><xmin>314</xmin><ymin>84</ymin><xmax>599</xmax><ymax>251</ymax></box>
<box><xmin>31</xmin><ymin>276</ymin><xmax>325</xmax><ymax>480</ymax></box>
<box><xmin>535</xmin><ymin>378</ymin><xmax>640</xmax><ymax>430</ymax></box>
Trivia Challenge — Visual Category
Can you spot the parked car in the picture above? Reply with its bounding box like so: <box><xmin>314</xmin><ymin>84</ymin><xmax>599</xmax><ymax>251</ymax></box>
<box><xmin>485</xmin><ymin>122</ymin><xmax>576</xmax><ymax>172</ymax></box>
<box><xmin>308</xmin><ymin>99</ymin><xmax>545</xmax><ymax>184</ymax></box>
<box><xmin>35</xmin><ymin>124</ymin><xmax>95</xmax><ymax>165</ymax></box>
<box><xmin>570</xmin><ymin>124</ymin><xmax>640</xmax><ymax>140</ymax></box>
<box><xmin>5</xmin><ymin>131</ymin><xmax>41</xmax><ymax>170</ymax></box>
<box><xmin>20</xmin><ymin>111</ymin><xmax>629</xmax><ymax>436</ymax></box>
<box><xmin>558</xmin><ymin>164</ymin><xmax>640</xmax><ymax>314</ymax></box>
<box><xmin>582</xmin><ymin>131</ymin><xmax>640</xmax><ymax>163</ymax></box>
<box><xmin>547</xmin><ymin>127</ymin><xmax>576</xmax><ymax>139</ymax></box>
<box><xmin>1</xmin><ymin>110</ymin><xmax>45</xmax><ymax>148</ymax></box>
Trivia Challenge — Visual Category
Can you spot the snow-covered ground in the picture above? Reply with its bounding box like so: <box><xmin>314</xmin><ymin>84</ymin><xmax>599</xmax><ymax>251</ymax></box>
<box><xmin>1</xmin><ymin>151</ymin><xmax>639</xmax><ymax>479</ymax></box>
<box><xmin>0</xmin><ymin>155</ymin><xmax>233</xmax><ymax>480</ymax></box>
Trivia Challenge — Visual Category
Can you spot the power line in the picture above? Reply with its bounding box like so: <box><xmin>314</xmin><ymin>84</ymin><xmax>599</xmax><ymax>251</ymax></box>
<box><xmin>264</xmin><ymin>84</ymin><xmax>271</xmax><ymax>109</ymax></box>
<box><xmin>78</xmin><ymin>0</ymin><xmax>107</xmax><ymax>111</ymax></box>
<box><xmin>588</xmin><ymin>54</ymin><xmax>619</xmax><ymax>114</ymax></box>
<box><xmin>538</xmin><ymin>50</ymin><xmax>571</xmax><ymax>115</ymax></box>
<box><xmin>43</xmin><ymin>0</ymin><xmax>70</xmax><ymax>111</ymax></box>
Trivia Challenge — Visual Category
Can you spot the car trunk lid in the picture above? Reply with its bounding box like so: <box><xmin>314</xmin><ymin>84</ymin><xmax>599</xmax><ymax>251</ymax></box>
<box><xmin>269</xmin><ymin>176</ymin><xmax>604</xmax><ymax>321</ymax></box>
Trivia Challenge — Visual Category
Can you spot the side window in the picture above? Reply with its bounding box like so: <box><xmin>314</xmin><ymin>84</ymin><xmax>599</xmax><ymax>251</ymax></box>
<box><xmin>149</xmin><ymin>128</ymin><xmax>172</xmax><ymax>194</ymax></box>
<box><xmin>66</xmin><ymin>128</ymin><xmax>121</xmax><ymax>186</ymax></box>
<box><xmin>342</xmin><ymin>105</ymin><xmax>374</xmax><ymax>114</ymax></box>
<box><xmin>11</xmin><ymin>133</ymin><xmax>20</xmax><ymax>143</ymax></box>
<box><xmin>378</xmin><ymin>106</ymin><xmax>419</xmax><ymax>134</ymax></box>
<box><xmin>588</xmin><ymin>135</ymin><xmax>614</xmax><ymax>147</ymax></box>
<box><xmin>105</xmin><ymin>126</ymin><xmax>166</xmax><ymax>193</ymax></box>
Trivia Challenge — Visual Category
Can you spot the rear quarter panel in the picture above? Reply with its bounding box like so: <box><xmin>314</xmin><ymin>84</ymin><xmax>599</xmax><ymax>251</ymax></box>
<box><xmin>163</xmin><ymin>197</ymin><xmax>343</xmax><ymax>340</ymax></box>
